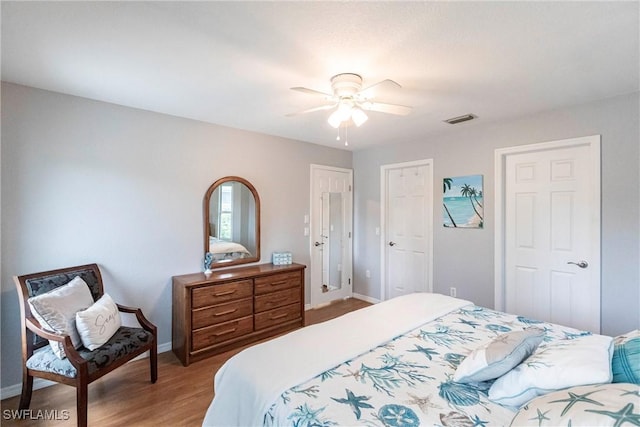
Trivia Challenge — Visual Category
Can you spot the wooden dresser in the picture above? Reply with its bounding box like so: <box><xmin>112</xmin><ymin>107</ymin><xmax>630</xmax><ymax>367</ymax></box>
<box><xmin>172</xmin><ymin>263</ymin><xmax>305</xmax><ymax>366</ymax></box>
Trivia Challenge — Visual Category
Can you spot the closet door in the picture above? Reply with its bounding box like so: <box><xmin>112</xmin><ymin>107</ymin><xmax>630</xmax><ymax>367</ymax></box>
<box><xmin>496</xmin><ymin>135</ymin><xmax>601</xmax><ymax>333</ymax></box>
<box><xmin>381</xmin><ymin>159</ymin><xmax>433</xmax><ymax>300</ymax></box>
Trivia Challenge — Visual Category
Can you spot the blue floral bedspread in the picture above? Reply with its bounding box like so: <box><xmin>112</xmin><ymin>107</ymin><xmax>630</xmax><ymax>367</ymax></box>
<box><xmin>263</xmin><ymin>305</ymin><xmax>589</xmax><ymax>427</ymax></box>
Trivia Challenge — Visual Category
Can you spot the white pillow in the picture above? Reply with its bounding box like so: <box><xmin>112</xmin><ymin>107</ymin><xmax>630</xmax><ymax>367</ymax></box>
<box><xmin>489</xmin><ymin>334</ymin><xmax>614</xmax><ymax>408</ymax></box>
<box><xmin>27</xmin><ymin>276</ymin><xmax>95</xmax><ymax>359</ymax></box>
<box><xmin>75</xmin><ymin>293</ymin><xmax>122</xmax><ymax>351</ymax></box>
<box><xmin>454</xmin><ymin>328</ymin><xmax>545</xmax><ymax>383</ymax></box>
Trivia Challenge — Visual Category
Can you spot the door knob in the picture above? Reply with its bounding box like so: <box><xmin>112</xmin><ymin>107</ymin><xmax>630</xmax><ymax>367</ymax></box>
<box><xmin>567</xmin><ymin>260</ymin><xmax>588</xmax><ymax>269</ymax></box>
<box><xmin>314</xmin><ymin>241</ymin><xmax>324</xmax><ymax>247</ymax></box>
<box><xmin>389</xmin><ymin>241</ymin><xmax>396</xmax><ymax>246</ymax></box>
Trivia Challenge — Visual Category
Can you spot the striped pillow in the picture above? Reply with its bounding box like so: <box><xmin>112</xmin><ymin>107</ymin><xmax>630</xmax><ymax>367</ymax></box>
<box><xmin>611</xmin><ymin>330</ymin><xmax>640</xmax><ymax>384</ymax></box>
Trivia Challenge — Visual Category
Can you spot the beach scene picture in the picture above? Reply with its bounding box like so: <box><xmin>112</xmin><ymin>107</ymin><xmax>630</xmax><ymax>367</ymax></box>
<box><xmin>443</xmin><ymin>175</ymin><xmax>484</xmax><ymax>228</ymax></box>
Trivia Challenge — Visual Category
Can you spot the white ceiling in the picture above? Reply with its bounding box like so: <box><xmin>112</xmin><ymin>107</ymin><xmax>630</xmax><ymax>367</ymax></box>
<box><xmin>2</xmin><ymin>1</ymin><xmax>638</xmax><ymax>151</ymax></box>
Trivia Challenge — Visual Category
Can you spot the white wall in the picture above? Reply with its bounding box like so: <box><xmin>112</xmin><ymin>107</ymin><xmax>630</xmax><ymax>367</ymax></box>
<box><xmin>353</xmin><ymin>92</ymin><xmax>640</xmax><ymax>337</ymax></box>
<box><xmin>0</xmin><ymin>82</ymin><xmax>352</xmax><ymax>390</ymax></box>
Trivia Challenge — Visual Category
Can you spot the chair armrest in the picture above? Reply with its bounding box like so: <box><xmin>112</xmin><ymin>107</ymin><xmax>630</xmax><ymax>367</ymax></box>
<box><xmin>26</xmin><ymin>317</ymin><xmax>70</xmax><ymax>344</ymax></box>
<box><xmin>116</xmin><ymin>304</ymin><xmax>157</xmax><ymax>335</ymax></box>
<box><xmin>25</xmin><ymin>317</ymin><xmax>87</xmax><ymax>367</ymax></box>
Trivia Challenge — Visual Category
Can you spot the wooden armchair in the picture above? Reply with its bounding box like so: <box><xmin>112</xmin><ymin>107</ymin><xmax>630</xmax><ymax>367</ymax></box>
<box><xmin>14</xmin><ymin>263</ymin><xmax>157</xmax><ymax>427</ymax></box>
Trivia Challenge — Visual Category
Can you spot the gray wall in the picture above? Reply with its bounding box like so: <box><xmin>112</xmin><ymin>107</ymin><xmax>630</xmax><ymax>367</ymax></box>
<box><xmin>353</xmin><ymin>92</ymin><xmax>639</xmax><ymax>337</ymax></box>
<box><xmin>2</xmin><ymin>82</ymin><xmax>638</xmax><ymax>393</ymax></box>
<box><xmin>0</xmin><ymin>82</ymin><xmax>352</xmax><ymax>390</ymax></box>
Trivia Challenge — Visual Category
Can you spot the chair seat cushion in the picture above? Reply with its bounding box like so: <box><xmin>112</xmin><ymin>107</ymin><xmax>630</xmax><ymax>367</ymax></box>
<box><xmin>26</xmin><ymin>326</ymin><xmax>153</xmax><ymax>378</ymax></box>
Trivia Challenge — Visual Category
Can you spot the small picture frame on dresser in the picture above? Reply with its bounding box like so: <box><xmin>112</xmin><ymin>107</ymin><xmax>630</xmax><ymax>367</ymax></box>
<box><xmin>272</xmin><ymin>251</ymin><xmax>293</xmax><ymax>265</ymax></box>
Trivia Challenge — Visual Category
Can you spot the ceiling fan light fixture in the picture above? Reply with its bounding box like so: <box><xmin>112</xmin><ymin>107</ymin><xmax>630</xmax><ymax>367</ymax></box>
<box><xmin>328</xmin><ymin>102</ymin><xmax>354</xmax><ymax>128</ymax></box>
<box><xmin>290</xmin><ymin>73</ymin><xmax>411</xmax><ymax>136</ymax></box>
<box><xmin>351</xmin><ymin>107</ymin><xmax>368</xmax><ymax>127</ymax></box>
<box><xmin>336</xmin><ymin>102</ymin><xmax>353</xmax><ymax>121</ymax></box>
<box><xmin>327</xmin><ymin>110</ymin><xmax>343</xmax><ymax>128</ymax></box>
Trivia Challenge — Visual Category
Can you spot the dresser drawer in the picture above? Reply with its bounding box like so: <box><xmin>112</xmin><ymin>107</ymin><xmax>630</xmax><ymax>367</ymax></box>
<box><xmin>192</xmin><ymin>297</ymin><xmax>253</xmax><ymax>329</ymax></box>
<box><xmin>255</xmin><ymin>303</ymin><xmax>301</xmax><ymax>330</ymax></box>
<box><xmin>255</xmin><ymin>286</ymin><xmax>300</xmax><ymax>313</ymax></box>
<box><xmin>254</xmin><ymin>271</ymin><xmax>301</xmax><ymax>295</ymax></box>
<box><xmin>192</xmin><ymin>280</ymin><xmax>253</xmax><ymax>309</ymax></box>
<box><xmin>191</xmin><ymin>316</ymin><xmax>253</xmax><ymax>351</ymax></box>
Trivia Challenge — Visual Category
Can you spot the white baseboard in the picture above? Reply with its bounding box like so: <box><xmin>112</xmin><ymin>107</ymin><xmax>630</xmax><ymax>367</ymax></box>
<box><xmin>352</xmin><ymin>293</ymin><xmax>380</xmax><ymax>304</ymax></box>
<box><xmin>0</xmin><ymin>342</ymin><xmax>173</xmax><ymax>400</ymax></box>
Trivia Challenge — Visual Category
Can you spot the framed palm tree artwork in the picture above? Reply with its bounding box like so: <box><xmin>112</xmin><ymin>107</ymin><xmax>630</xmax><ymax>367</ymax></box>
<box><xmin>443</xmin><ymin>175</ymin><xmax>483</xmax><ymax>228</ymax></box>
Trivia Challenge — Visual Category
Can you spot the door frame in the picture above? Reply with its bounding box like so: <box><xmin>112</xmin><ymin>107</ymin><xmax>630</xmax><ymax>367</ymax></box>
<box><xmin>494</xmin><ymin>135</ymin><xmax>601</xmax><ymax>317</ymax></box>
<box><xmin>380</xmin><ymin>159</ymin><xmax>434</xmax><ymax>301</ymax></box>
<box><xmin>309</xmin><ymin>164</ymin><xmax>353</xmax><ymax>307</ymax></box>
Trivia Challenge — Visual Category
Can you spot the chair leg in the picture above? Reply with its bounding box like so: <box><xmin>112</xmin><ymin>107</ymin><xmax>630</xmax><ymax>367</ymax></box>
<box><xmin>18</xmin><ymin>372</ymin><xmax>33</xmax><ymax>410</ymax></box>
<box><xmin>76</xmin><ymin>383</ymin><xmax>88</xmax><ymax>427</ymax></box>
<box><xmin>150</xmin><ymin>344</ymin><xmax>158</xmax><ymax>383</ymax></box>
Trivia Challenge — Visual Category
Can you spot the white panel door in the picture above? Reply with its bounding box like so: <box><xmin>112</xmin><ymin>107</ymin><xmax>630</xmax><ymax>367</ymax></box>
<box><xmin>382</xmin><ymin>160</ymin><xmax>433</xmax><ymax>300</ymax></box>
<box><xmin>310</xmin><ymin>165</ymin><xmax>353</xmax><ymax>306</ymax></box>
<box><xmin>503</xmin><ymin>137</ymin><xmax>600</xmax><ymax>332</ymax></box>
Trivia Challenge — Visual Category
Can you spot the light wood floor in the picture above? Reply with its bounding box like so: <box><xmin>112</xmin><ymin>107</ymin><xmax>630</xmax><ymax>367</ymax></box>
<box><xmin>1</xmin><ymin>298</ymin><xmax>371</xmax><ymax>426</ymax></box>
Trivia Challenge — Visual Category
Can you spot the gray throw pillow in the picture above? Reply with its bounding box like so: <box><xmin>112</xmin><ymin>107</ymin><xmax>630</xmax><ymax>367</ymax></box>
<box><xmin>453</xmin><ymin>328</ymin><xmax>545</xmax><ymax>383</ymax></box>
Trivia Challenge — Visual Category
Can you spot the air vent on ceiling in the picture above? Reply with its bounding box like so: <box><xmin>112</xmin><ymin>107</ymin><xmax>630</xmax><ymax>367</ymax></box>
<box><xmin>444</xmin><ymin>114</ymin><xmax>476</xmax><ymax>125</ymax></box>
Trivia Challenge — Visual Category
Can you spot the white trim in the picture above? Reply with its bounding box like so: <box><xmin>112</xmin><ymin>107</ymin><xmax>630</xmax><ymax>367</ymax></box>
<box><xmin>0</xmin><ymin>379</ymin><xmax>56</xmax><ymax>400</ymax></box>
<box><xmin>380</xmin><ymin>159</ymin><xmax>434</xmax><ymax>301</ymax></box>
<box><xmin>494</xmin><ymin>135</ymin><xmax>601</xmax><ymax>330</ymax></box>
<box><xmin>310</xmin><ymin>164</ymin><xmax>353</xmax><ymax>174</ymax></box>
<box><xmin>1</xmin><ymin>342</ymin><xmax>174</xmax><ymax>399</ymax></box>
<box><xmin>131</xmin><ymin>341</ymin><xmax>172</xmax><ymax>361</ymax></box>
<box><xmin>352</xmin><ymin>293</ymin><xmax>381</xmax><ymax>304</ymax></box>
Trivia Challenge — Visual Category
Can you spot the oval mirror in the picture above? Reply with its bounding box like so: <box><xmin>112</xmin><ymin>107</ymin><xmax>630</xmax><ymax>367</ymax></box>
<box><xmin>203</xmin><ymin>176</ymin><xmax>260</xmax><ymax>269</ymax></box>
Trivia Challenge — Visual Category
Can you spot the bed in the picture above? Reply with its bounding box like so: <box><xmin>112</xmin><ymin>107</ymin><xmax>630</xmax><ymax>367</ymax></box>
<box><xmin>203</xmin><ymin>293</ymin><xmax>639</xmax><ymax>427</ymax></box>
<box><xmin>208</xmin><ymin>236</ymin><xmax>251</xmax><ymax>261</ymax></box>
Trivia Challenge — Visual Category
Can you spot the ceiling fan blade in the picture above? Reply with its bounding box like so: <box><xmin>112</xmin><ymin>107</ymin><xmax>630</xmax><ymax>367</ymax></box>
<box><xmin>358</xmin><ymin>79</ymin><xmax>402</xmax><ymax>99</ymax></box>
<box><xmin>286</xmin><ymin>104</ymin><xmax>336</xmax><ymax>117</ymax></box>
<box><xmin>290</xmin><ymin>87</ymin><xmax>333</xmax><ymax>98</ymax></box>
<box><xmin>360</xmin><ymin>101</ymin><xmax>412</xmax><ymax>116</ymax></box>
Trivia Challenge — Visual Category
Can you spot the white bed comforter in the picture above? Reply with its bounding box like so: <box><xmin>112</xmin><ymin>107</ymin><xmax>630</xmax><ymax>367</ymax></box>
<box><xmin>208</xmin><ymin>237</ymin><xmax>251</xmax><ymax>255</ymax></box>
<box><xmin>202</xmin><ymin>293</ymin><xmax>471</xmax><ymax>427</ymax></box>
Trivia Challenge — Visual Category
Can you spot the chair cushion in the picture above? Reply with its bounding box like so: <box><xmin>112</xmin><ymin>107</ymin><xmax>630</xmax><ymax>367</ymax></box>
<box><xmin>24</xmin><ymin>266</ymin><xmax>102</xmax><ymax>350</ymax></box>
<box><xmin>25</xmin><ymin>268</ymin><xmax>102</xmax><ymax>302</ymax></box>
<box><xmin>26</xmin><ymin>326</ymin><xmax>153</xmax><ymax>378</ymax></box>
<box><xmin>27</xmin><ymin>277</ymin><xmax>95</xmax><ymax>359</ymax></box>
<box><xmin>76</xmin><ymin>293</ymin><xmax>122</xmax><ymax>350</ymax></box>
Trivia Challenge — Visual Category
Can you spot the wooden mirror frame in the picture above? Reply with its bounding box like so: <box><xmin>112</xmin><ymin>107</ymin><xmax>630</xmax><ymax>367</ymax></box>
<box><xmin>203</xmin><ymin>176</ymin><xmax>261</xmax><ymax>269</ymax></box>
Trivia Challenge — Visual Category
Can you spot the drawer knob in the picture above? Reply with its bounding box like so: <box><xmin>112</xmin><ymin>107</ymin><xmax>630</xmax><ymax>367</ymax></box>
<box><xmin>270</xmin><ymin>280</ymin><xmax>287</xmax><ymax>286</ymax></box>
<box><xmin>214</xmin><ymin>290</ymin><xmax>237</xmax><ymax>297</ymax></box>
<box><xmin>214</xmin><ymin>328</ymin><xmax>237</xmax><ymax>337</ymax></box>
<box><xmin>270</xmin><ymin>313</ymin><xmax>288</xmax><ymax>320</ymax></box>
<box><xmin>213</xmin><ymin>308</ymin><xmax>238</xmax><ymax>317</ymax></box>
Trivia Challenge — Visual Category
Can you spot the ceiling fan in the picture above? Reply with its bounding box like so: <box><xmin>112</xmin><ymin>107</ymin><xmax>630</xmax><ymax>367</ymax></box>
<box><xmin>287</xmin><ymin>73</ymin><xmax>412</xmax><ymax>128</ymax></box>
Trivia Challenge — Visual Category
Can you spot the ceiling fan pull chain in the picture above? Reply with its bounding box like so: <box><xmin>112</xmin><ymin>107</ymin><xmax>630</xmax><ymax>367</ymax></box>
<box><xmin>344</xmin><ymin>124</ymin><xmax>349</xmax><ymax>147</ymax></box>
